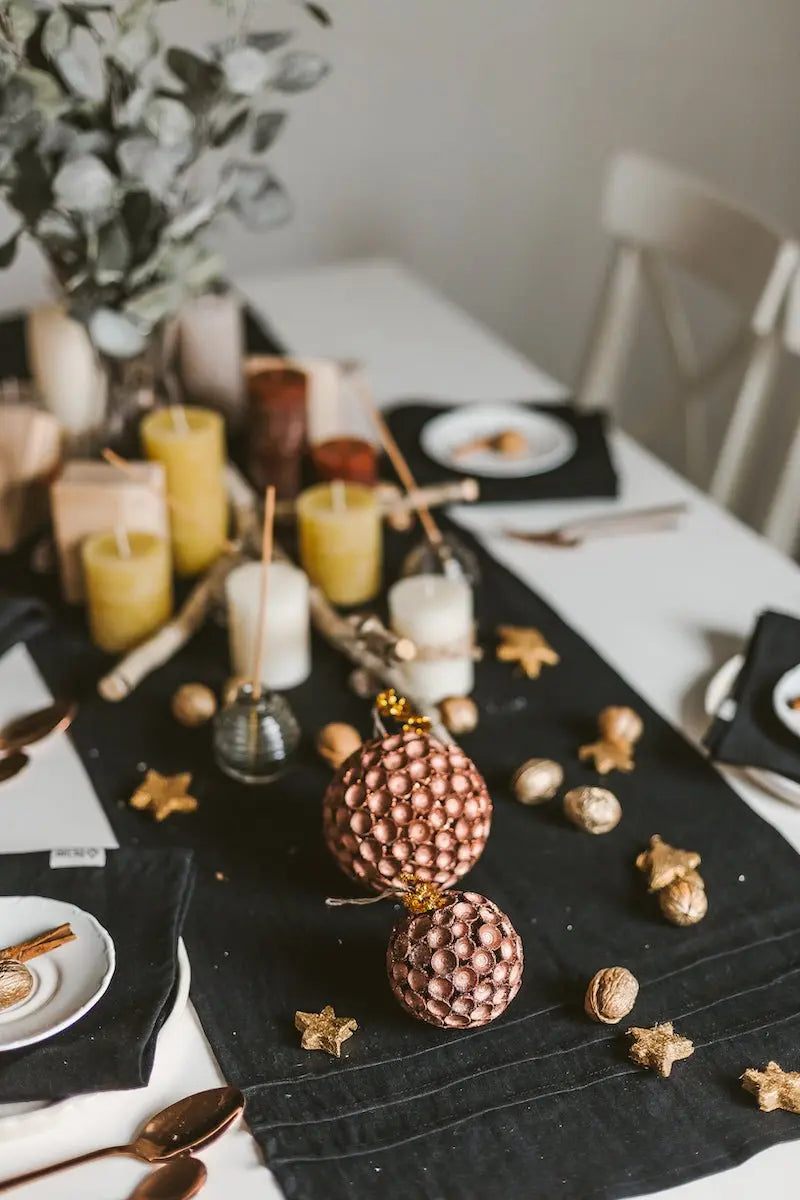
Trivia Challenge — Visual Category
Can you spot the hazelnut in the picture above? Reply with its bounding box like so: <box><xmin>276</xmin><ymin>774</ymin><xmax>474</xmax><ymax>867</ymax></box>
<box><xmin>171</xmin><ymin>683</ymin><xmax>217</xmax><ymax>727</ymax></box>
<box><xmin>584</xmin><ymin>966</ymin><xmax>639</xmax><ymax>1024</ymax></box>
<box><xmin>658</xmin><ymin>871</ymin><xmax>708</xmax><ymax>926</ymax></box>
<box><xmin>563</xmin><ymin>786</ymin><xmax>621</xmax><ymax>834</ymax></box>
<box><xmin>511</xmin><ymin>758</ymin><xmax>563</xmax><ymax>805</ymax></box>
<box><xmin>316</xmin><ymin>722</ymin><xmax>362</xmax><ymax>770</ymax></box>
<box><xmin>440</xmin><ymin>695</ymin><xmax>479</xmax><ymax>735</ymax></box>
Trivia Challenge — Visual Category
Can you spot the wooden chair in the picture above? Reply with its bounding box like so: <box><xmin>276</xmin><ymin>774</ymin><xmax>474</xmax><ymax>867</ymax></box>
<box><xmin>761</xmin><ymin>273</ymin><xmax>800</xmax><ymax>555</ymax></box>
<box><xmin>576</xmin><ymin>152</ymin><xmax>799</xmax><ymax>508</ymax></box>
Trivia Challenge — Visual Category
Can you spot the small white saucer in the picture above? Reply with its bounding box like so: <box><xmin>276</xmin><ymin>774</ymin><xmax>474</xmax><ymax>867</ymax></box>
<box><xmin>420</xmin><ymin>404</ymin><xmax>577</xmax><ymax>478</ymax></box>
<box><xmin>0</xmin><ymin>896</ymin><xmax>115</xmax><ymax>1053</ymax></box>
<box><xmin>773</xmin><ymin>664</ymin><xmax>800</xmax><ymax>741</ymax></box>
<box><xmin>704</xmin><ymin>655</ymin><xmax>800</xmax><ymax>806</ymax></box>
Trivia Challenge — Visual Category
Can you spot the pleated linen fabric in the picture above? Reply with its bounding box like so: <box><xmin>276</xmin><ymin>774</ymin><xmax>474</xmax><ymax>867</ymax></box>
<box><xmin>705</xmin><ymin>609</ymin><xmax>800</xmax><ymax>782</ymax></box>
<box><xmin>0</xmin><ymin>848</ymin><xmax>194</xmax><ymax>1100</ymax></box>
<box><xmin>386</xmin><ymin>402</ymin><xmax>619</xmax><ymax>501</ymax></box>
<box><xmin>21</xmin><ymin>517</ymin><xmax>800</xmax><ymax>1200</ymax></box>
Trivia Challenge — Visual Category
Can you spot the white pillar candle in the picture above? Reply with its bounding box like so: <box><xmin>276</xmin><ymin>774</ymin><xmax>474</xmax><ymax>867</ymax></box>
<box><xmin>26</xmin><ymin>305</ymin><xmax>107</xmax><ymax>445</ymax></box>
<box><xmin>389</xmin><ymin>574</ymin><xmax>475</xmax><ymax>705</ymax></box>
<box><xmin>226</xmin><ymin>560</ymin><xmax>311</xmax><ymax>690</ymax></box>
<box><xmin>178</xmin><ymin>292</ymin><xmax>245</xmax><ymax>426</ymax></box>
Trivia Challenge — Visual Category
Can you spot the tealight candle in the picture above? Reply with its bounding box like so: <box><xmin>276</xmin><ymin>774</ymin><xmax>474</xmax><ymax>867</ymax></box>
<box><xmin>297</xmin><ymin>482</ymin><xmax>382</xmax><ymax>606</ymax></box>
<box><xmin>82</xmin><ymin>530</ymin><xmax>173</xmax><ymax>653</ymax></box>
<box><xmin>388</xmin><ymin>574</ymin><xmax>475</xmax><ymax>704</ymax></box>
<box><xmin>225</xmin><ymin>560</ymin><xmax>311</xmax><ymax>690</ymax></box>
<box><xmin>140</xmin><ymin>406</ymin><xmax>227</xmax><ymax>576</ymax></box>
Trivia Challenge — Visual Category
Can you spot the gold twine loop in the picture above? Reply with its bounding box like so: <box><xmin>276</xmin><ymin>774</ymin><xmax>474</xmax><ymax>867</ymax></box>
<box><xmin>375</xmin><ymin>688</ymin><xmax>431</xmax><ymax>734</ymax></box>
<box><xmin>398</xmin><ymin>872</ymin><xmax>447</xmax><ymax>914</ymax></box>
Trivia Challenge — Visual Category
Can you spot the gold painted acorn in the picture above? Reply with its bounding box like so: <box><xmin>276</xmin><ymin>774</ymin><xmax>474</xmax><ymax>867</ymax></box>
<box><xmin>511</xmin><ymin>758</ymin><xmax>563</xmax><ymax>805</ymax></box>
<box><xmin>171</xmin><ymin>683</ymin><xmax>217</xmax><ymax>727</ymax></box>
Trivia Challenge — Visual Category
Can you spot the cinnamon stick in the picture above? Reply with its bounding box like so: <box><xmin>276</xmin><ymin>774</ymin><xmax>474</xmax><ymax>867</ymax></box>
<box><xmin>1</xmin><ymin>923</ymin><xmax>76</xmax><ymax>963</ymax></box>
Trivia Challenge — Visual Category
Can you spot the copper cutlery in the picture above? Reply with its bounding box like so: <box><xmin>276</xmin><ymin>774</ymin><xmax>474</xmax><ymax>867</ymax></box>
<box><xmin>0</xmin><ymin>698</ymin><xmax>77</xmax><ymax>784</ymax></box>
<box><xmin>129</xmin><ymin>1157</ymin><xmax>208</xmax><ymax>1200</ymax></box>
<box><xmin>0</xmin><ymin>1086</ymin><xmax>244</xmax><ymax>1192</ymax></box>
<box><xmin>503</xmin><ymin>503</ymin><xmax>688</xmax><ymax>548</ymax></box>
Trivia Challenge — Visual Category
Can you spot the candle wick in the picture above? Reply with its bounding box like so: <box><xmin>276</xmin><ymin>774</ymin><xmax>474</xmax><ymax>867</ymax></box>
<box><xmin>114</xmin><ymin>524</ymin><xmax>131</xmax><ymax>559</ymax></box>
<box><xmin>251</xmin><ymin>485</ymin><xmax>276</xmax><ymax>702</ymax></box>
<box><xmin>170</xmin><ymin>405</ymin><xmax>190</xmax><ymax>435</ymax></box>
<box><xmin>330</xmin><ymin>479</ymin><xmax>347</xmax><ymax>514</ymax></box>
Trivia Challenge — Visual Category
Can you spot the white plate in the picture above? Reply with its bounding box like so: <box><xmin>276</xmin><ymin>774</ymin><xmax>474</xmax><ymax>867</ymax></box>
<box><xmin>0</xmin><ymin>896</ymin><xmax>115</xmax><ymax>1053</ymax></box>
<box><xmin>704</xmin><ymin>655</ymin><xmax>800</xmax><ymax>805</ymax></box>
<box><xmin>421</xmin><ymin>404</ymin><xmax>577</xmax><ymax>478</ymax></box>
<box><xmin>773</xmin><ymin>664</ymin><xmax>800</xmax><ymax>740</ymax></box>
<box><xmin>0</xmin><ymin>938</ymin><xmax>190</xmax><ymax>1140</ymax></box>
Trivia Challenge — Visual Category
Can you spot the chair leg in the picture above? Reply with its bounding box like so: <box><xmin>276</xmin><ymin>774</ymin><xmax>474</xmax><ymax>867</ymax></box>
<box><xmin>709</xmin><ymin>331</ymin><xmax>782</xmax><ymax>511</ymax></box>
<box><xmin>575</xmin><ymin>244</ymin><xmax>643</xmax><ymax>414</ymax></box>
<box><xmin>763</xmin><ymin>414</ymin><xmax>800</xmax><ymax>555</ymax></box>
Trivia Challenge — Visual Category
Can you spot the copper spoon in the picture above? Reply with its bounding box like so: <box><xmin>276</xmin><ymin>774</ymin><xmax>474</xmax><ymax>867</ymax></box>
<box><xmin>0</xmin><ymin>753</ymin><xmax>28</xmax><ymax>785</ymax></box>
<box><xmin>0</xmin><ymin>699</ymin><xmax>76</xmax><ymax>758</ymax></box>
<box><xmin>0</xmin><ymin>1086</ymin><xmax>244</xmax><ymax>1193</ymax></box>
<box><xmin>129</xmin><ymin>1158</ymin><xmax>208</xmax><ymax>1200</ymax></box>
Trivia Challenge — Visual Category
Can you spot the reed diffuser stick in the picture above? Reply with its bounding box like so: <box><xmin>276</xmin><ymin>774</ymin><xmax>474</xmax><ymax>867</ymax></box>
<box><xmin>356</xmin><ymin>380</ymin><xmax>443</xmax><ymax>549</ymax></box>
<box><xmin>114</xmin><ymin>524</ymin><xmax>131</xmax><ymax>558</ymax></box>
<box><xmin>251</xmin><ymin>485</ymin><xmax>276</xmax><ymax>702</ymax></box>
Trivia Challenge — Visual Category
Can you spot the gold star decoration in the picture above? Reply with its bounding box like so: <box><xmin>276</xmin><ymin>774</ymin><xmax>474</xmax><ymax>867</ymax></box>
<box><xmin>626</xmin><ymin>1022</ymin><xmax>694</xmax><ymax>1077</ymax></box>
<box><xmin>742</xmin><ymin>1062</ymin><xmax>800</xmax><ymax>1113</ymax></box>
<box><xmin>496</xmin><ymin>626</ymin><xmax>559</xmax><ymax>679</ymax></box>
<box><xmin>635</xmin><ymin>835</ymin><xmax>701</xmax><ymax>893</ymax></box>
<box><xmin>129</xmin><ymin>769</ymin><xmax>199</xmax><ymax>822</ymax></box>
<box><xmin>295</xmin><ymin>1005</ymin><xmax>358</xmax><ymax>1057</ymax></box>
<box><xmin>578</xmin><ymin>739</ymin><xmax>634</xmax><ymax>774</ymax></box>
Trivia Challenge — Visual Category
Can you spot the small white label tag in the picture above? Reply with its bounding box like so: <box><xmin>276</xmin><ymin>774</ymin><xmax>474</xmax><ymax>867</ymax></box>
<box><xmin>49</xmin><ymin>848</ymin><xmax>107</xmax><ymax>869</ymax></box>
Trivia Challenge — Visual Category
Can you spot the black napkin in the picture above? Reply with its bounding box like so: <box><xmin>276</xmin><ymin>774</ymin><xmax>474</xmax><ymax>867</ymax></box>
<box><xmin>0</xmin><ymin>847</ymin><xmax>194</xmax><ymax>1101</ymax></box>
<box><xmin>0</xmin><ymin>593</ymin><xmax>50</xmax><ymax>658</ymax></box>
<box><xmin>386</xmin><ymin>402</ymin><xmax>618</xmax><ymax>502</ymax></box>
<box><xmin>705</xmin><ymin>610</ymin><xmax>800</xmax><ymax>783</ymax></box>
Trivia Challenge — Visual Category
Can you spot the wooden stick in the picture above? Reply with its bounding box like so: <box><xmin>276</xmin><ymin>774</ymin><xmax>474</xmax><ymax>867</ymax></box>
<box><xmin>170</xmin><ymin>404</ymin><xmax>190</xmax><ymax>435</ymax></box>
<box><xmin>273</xmin><ymin>477</ymin><xmax>480</xmax><ymax>524</ymax></box>
<box><xmin>1</xmin><ymin>923</ymin><xmax>76</xmax><ymax>964</ymax></box>
<box><xmin>353</xmin><ymin>375</ymin><xmax>444</xmax><ymax>549</ymax></box>
<box><xmin>251</xmin><ymin>486</ymin><xmax>275</xmax><ymax>701</ymax></box>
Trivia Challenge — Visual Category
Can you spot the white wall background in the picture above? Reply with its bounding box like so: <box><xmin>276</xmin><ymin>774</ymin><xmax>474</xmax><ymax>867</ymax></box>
<box><xmin>4</xmin><ymin>0</ymin><xmax>800</xmax><ymax>488</ymax></box>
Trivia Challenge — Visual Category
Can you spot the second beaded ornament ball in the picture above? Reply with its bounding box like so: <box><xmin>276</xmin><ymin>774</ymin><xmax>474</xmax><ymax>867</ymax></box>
<box><xmin>322</xmin><ymin>728</ymin><xmax>492</xmax><ymax>893</ymax></box>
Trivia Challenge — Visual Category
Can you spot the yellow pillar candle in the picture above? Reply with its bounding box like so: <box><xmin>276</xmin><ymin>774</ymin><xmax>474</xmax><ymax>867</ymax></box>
<box><xmin>82</xmin><ymin>531</ymin><xmax>173</xmax><ymax>653</ymax></box>
<box><xmin>297</xmin><ymin>482</ymin><xmax>382</xmax><ymax>606</ymax></box>
<box><xmin>140</xmin><ymin>406</ymin><xmax>227</xmax><ymax>576</ymax></box>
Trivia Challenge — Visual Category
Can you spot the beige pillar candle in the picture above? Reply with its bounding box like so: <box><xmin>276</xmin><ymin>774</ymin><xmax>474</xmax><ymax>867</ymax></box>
<box><xmin>297</xmin><ymin>481</ymin><xmax>382</xmax><ymax>606</ymax></box>
<box><xmin>140</xmin><ymin>406</ymin><xmax>228</xmax><ymax>576</ymax></box>
<box><xmin>82</xmin><ymin>530</ymin><xmax>173</xmax><ymax>654</ymax></box>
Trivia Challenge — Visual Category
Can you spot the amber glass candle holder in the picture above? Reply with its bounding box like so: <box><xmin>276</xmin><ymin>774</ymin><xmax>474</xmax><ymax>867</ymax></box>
<box><xmin>311</xmin><ymin>437</ymin><xmax>378</xmax><ymax>485</ymax></box>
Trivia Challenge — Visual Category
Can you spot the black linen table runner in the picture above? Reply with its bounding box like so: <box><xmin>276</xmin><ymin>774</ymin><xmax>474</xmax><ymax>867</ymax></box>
<box><xmin>386</xmin><ymin>401</ymin><xmax>619</xmax><ymax>501</ymax></box>
<box><xmin>16</xmin><ymin>519</ymin><xmax>800</xmax><ymax>1200</ymax></box>
<box><xmin>705</xmin><ymin>609</ymin><xmax>800</xmax><ymax>782</ymax></box>
<box><xmin>2</xmin><ymin>306</ymin><xmax>800</xmax><ymax>1196</ymax></box>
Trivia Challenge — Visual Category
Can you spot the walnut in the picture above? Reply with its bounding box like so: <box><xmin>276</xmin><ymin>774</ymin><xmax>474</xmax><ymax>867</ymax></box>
<box><xmin>171</xmin><ymin>683</ymin><xmax>217</xmax><ymax>727</ymax></box>
<box><xmin>584</xmin><ymin>967</ymin><xmax>639</xmax><ymax>1024</ymax></box>
<box><xmin>439</xmin><ymin>695</ymin><xmax>479</xmax><ymax>735</ymax></box>
<box><xmin>316</xmin><ymin>723</ymin><xmax>362</xmax><ymax>770</ymax></box>
<box><xmin>563</xmin><ymin>786</ymin><xmax>621</xmax><ymax>834</ymax></box>
<box><xmin>658</xmin><ymin>870</ymin><xmax>708</xmax><ymax>926</ymax></box>
<box><xmin>511</xmin><ymin>758</ymin><xmax>563</xmax><ymax>805</ymax></box>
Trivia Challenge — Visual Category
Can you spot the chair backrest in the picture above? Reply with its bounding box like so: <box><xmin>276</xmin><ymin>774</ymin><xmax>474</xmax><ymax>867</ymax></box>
<box><xmin>761</xmin><ymin>274</ymin><xmax>800</xmax><ymax>556</ymax></box>
<box><xmin>577</xmin><ymin>152</ymin><xmax>798</xmax><ymax>500</ymax></box>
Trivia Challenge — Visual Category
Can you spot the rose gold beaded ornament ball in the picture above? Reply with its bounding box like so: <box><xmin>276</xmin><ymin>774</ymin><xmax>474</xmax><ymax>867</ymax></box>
<box><xmin>387</xmin><ymin>888</ymin><xmax>524</xmax><ymax>1028</ymax></box>
<box><xmin>322</xmin><ymin>727</ymin><xmax>492</xmax><ymax>893</ymax></box>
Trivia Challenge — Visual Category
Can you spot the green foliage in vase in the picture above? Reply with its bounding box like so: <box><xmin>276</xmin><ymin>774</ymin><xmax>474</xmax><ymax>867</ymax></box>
<box><xmin>0</xmin><ymin>0</ymin><xmax>329</xmax><ymax>356</ymax></box>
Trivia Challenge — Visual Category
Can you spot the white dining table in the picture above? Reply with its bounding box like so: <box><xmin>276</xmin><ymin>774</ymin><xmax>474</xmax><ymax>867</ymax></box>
<box><xmin>2</xmin><ymin>257</ymin><xmax>800</xmax><ymax>1199</ymax></box>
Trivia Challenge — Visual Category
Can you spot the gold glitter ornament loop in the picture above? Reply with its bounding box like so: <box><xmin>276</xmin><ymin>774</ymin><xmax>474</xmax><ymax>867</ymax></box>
<box><xmin>398</xmin><ymin>872</ymin><xmax>447</xmax><ymax>913</ymax></box>
<box><xmin>375</xmin><ymin>688</ymin><xmax>431</xmax><ymax>734</ymax></box>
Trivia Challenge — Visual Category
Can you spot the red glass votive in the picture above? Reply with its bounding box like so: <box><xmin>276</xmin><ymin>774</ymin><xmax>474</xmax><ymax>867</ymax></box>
<box><xmin>247</xmin><ymin>368</ymin><xmax>307</xmax><ymax>500</ymax></box>
<box><xmin>312</xmin><ymin>437</ymin><xmax>378</xmax><ymax>485</ymax></box>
